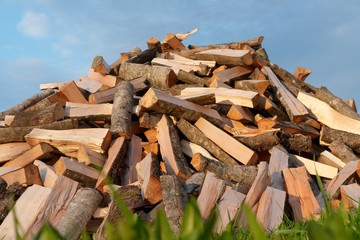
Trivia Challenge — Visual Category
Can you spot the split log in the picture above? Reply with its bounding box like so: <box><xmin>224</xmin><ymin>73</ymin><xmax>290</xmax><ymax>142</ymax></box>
<box><xmin>58</xmin><ymin>81</ymin><xmax>88</xmax><ymax>104</ymax></box>
<box><xmin>76</xmin><ymin>77</ymin><xmax>104</xmax><ymax>93</ymax></box>
<box><xmin>344</xmin><ymin>98</ymin><xmax>357</xmax><ymax>112</ymax></box>
<box><xmin>216</xmin><ymin>189</ymin><xmax>245</xmax><ymax>233</ymax></box>
<box><xmin>197</xmin><ymin>171</ymin><xmax>225</xmax><ymax>219</ymax></box>
<box><xmin>25</xmin><ymin>128</ymin><xmax>111</xmax><ymax>154</ymax></box>
<box><xmin>177</xmin><ymin>92</ymin><xmax>216</xmax><ymax>106</ymax></box>
<box><xmin>320</xmin><ymin>125</ymin><xmax>360</xmax><ymax>154</ymax></box>
<box><xmin>139</xmin><ymin>88</ymin><xmax>223</xmax><ymax>126</ymax></box>
<box><xmin>294</xmin><ymin>67</ymin><xmax>312</xmax><ymax>81</ymax></box>
<box><xmin>127</xmin><ymin>46</ymin><xmax>158</xmax><ymax>64</ymax></box>
<box><xmin>164</xmin><ymin>33</ymin><xmax>186</xmax><ymax>50</ymax></box>
<box><xmin>212</xmin><ymin>66</ymin><xmax>252</xmax><ymax>83</ymax></box>
<box><xmin>191</xmin><ymin>153</ymin><xmax>257</xmax><ymax>190</ymax></box>
<box><xmin>88</xmin><ymin>87</ymin><xmax>117</xmax><ymax>104</ymax></box>
<box><xmin>0</xmin><ymin>119</ymin><xmax>78</xmax><ymax>144</ymax></box>
<box><xmin>181</xmin><ymin>139</ymin><xmax>216</xmax><ymax>160</ymax></box>
<box><xmin>298</xmin><ymin>91</ymin><xmax>360</xmax><ymax>135</ymax></box>
<box><xmin>291</xmin><ymin>154</ymin><xmax>338</xmax><ymax>179</ymax></box>
<box><xmin>11</xmin><ymin>102</ymin><xmax>65</xmax><ymax>127</ymax></box>
<box><xmin>194</xmin><ymin>49</ymin><xmax>253</xmax><ymax>65</ymax></box>
<box><xmin>329</xmin><ymin>140</ymin><xmax>358</xmax><ymax>164</ymax></box>
<box><xmin>326</xmin><ymin>160</ymin><xmax>360</xmax><ymax>199</ymax></box>
<box><xmin>144</xmin><ymin>129</ymin><xmax>157</xmax><ymax>143</ymax></box>
<box><xmin>160</xmin><ymin>175</ymin><xmax>188</xmax><ymax>234</ymax></box>
<box><xmin>3</xmin><ymin>115</ymin><xmax>14</xmax><ymax>126</ymax></box>
<box><xmin>209</xmin><ymin>79</ymin><xmax>232</xmax><ymax>89</ymax></box>
<box><xmin>0</xmin><ymin>89</ymin><xmax>55</xmax><ymax>120</ymax></box>
<box><xmin>25</xmin><ymin>175</ymin><xmax>79</xmax><ymax>238</ymax></box>
<box><xmin>263</xmin><ymin>66</ymin><xmax>308</xmax><ymax>123</ymax></box>
<box><xmin>92</xmin><ymin>56</ymin><xmax>111</xmax><ymax>74</ymax></box>
<box><xmin>120</xmin><ymin>47</ymin><xmax>143</xmax><ymax>63</ymax></box>
<box><xmin>139</xmin><ymin>112</ymin><xmax>162</xmax><ymax>129</ymax></box>
<box><xmin>250</xmin><ymin>68</ymin><xmax>267</xmax><ymax>80</ymax></box>
<box><xmin>268</xmin><ymin>146</ymin><xmax>289</xmax><ymax>190</ymax></box>
<box><xmin>0</xmin><ymin>185</ymin><xmax>51</xmax><ymax>239</ymax></box>
<box><xmin>256</xmin><ymin>186</ymin><xmax>286</xmax><ymax>232</ymax></box>
<box><xmin>283</xmin><ymin>166</ymin><xmax>320</xmax><ymax>221</ymax></box>
<box><xmin>226</xmin><ymin>105</ymin><xmax>254</xmax><ymax>123</ymax></box>
<box><xmin>54</xmin><ymin>157</ymin><xmax>99</xmax><ymax>188</ymax></box>
<box><xmin>56</xmin><ymin>188</ymin><xmax>102</xmax><ymax>239</ymax></box>
<box><xmin>119</xmin><ymin>62</ymin><xmax>177</xmax><ymax>90</ymax></box>
<box><xmin>33</xmin><ymin>160</ymin><xmax>58</xmax><ymax>188</ymax></box>
<box><xmin>340</xmin><ymin>183</ymin><xmax>360</xmax><ymax>209</ymax></box>
<box><xmin>142</xmin><ymin>142</ymin><xmax>159</xmax><ymax>155</ymax></box>
<box><xmin>121</xmin><ymin>135</ymin><xmax>142</xmax><ymax>185</ymax></box>
<box><xmin>255</xmin><ymin>95</ymin><xmax>289</xmax><ymax>121</ymax></box>
<box><xmin>0</xmin><ymin>142</ymin><xmax>31</xmax><ymax>164</ymax></box>
<box><xmin>3</xmin><ymin>143</ymin><xmax>53</xmax><ymax>168</ymax></box>
<box><xmin>77</xmin><ymin>145</ymin><xmax>107</xmax><ymax>168</ymax></box>
<box><xmin>96</xmin><ymin>137</ymin><xmax>128</xmax><ymax>191</ymax></box>
<box><xmin>65</xmin><ymin>102</ymin><xmax>112</xmax><ymax>121</ymax></box>
<box><xmin>177</xmin><ymin>70</ymin><xmax>209</xmax><ymax>86</ymax></box>
<box><xmin>318</xmin><ymin>150</ymin><xmax>346</xmax><ymax>170</ymax></box>
<box><xmin>234</xmin><ymin>79</ymin><xmax>269</xmax><ymax>95</ymax></box>
<box><xmin>0</xmin><ymin>164</ymin><xmax>42</xmax><ymax>187</ymax></box>
<box><xmin>157</xmin><ymin>114</ymin><xmax>192</xmax><ymax>179</ymax></box>
<box><xmin>195</xmin><ymin>117</ymin><xmax>258</xmax><ymax>165</ymax></box>
<box><xmin>88</xmin><ymin>68</ymin><xmax>118</xmax><ymax>88</ymax></box>
<box><xmin>181</xmin><ymin>87</ymin><xmax>259</xmax><ymax>108</ymax></box>
<box><xmin>111</xmin><ymin>81</ymin><xmax>134</xmax><ymax>139</ymax></box>
<box><xmin>139</xmin><ymin>152</ymin><xmax>162</xmax><ymax>204</ymax></box>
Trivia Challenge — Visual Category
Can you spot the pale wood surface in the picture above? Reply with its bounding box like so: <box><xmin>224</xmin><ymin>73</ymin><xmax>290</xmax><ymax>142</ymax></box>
<box><xmin>292</xmin><ymin>154</ymin><xmax>338</xmax><ymax>179</ymax></box>
<box><xmin>65</xmin><ymin>102</ymin><xmax>112</xmax><ymax>120</ymax></box>
<box><xmin>33</xmin><ymin>160</ymin><xmax>58</xmax><ymax>188</ymax></box>
<box><xmin>0</xmin><ymin>164</ymin><xmax>42</xmax><ymax>187</ymax></box>
<box><xmin>58</xmin><ymin>81</ymin><xmax>88</xmax><ymax>104</ymax></box>
<box><xmin>268</xmin><ymin>146</ymin><xmax>289</xmax><ymax>190</ymax></box>
<box><xmin>0</xmin><ymin>142</ymin><xmax>31</xmax><ymax>163</ymax></box>
<box><xmin>340</xmin><ymin>183</ymin><xmax>360</xmax><ymax>209</ymax></box>
<box><xmin>180</xmin><ymin>139</ymin><xmax>217</xmax><ymax>160</ymax></box>
<box><xmin>195</xmin><ymin>49</ymin><xmax>253</xmax><ymax>65</ymax></box>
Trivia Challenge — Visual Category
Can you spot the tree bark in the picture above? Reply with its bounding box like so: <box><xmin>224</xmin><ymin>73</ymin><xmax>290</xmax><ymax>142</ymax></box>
<box><xmin>329</xmin><ymin>140</ymin><xmax>358</xmax><ymax>164</ymax></box>
<box><xmin>320</xmin><ymin>125</ymin><xmax>360</xmax><ymax>154</ymax></box>
<box><xmin>111</xmin><ymin>81</ymin><xmax>134</xmax><ymax>139</ymax></box>
<box><xmin>177</xmin><ymin>70</ymin><xmax>209</xmax><ymax>86</ymax></box>
<box><xmin>127</xmin><ymin>47</ymin><xmax>158</xmax><ymax>64</ymax></box>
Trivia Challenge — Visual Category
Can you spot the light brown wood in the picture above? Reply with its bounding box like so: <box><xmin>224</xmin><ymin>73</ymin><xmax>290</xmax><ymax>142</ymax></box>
<box><xmin>93</xmin><ymin>207</ymin><xmax>109</xmax><ymax>219</ymax></box>
<box><xmin>318</xmin><ymin>150</ymin><xmax>346</xmax><ymax>170</ymax></box>
<box><xmin>54</xmin><ymin>157</ymin><xmax>99</xmax><ymax>188</ymax></box>
<box><xmin>263</xmin><ymin>67</ymin><xmax>308</xmax><ymax>123</ymax></box>
<box><xmin>25</xmin><ymin>128</ymin><xmax>111</xmax><ymax>154</ymax></box>
<box><xmin>0</xmin><ymin>142</ymin><xmax>31</xmax><ymax>164</ymax></box>
<box><xmin>320</xmin><ymin>125</ymin><xmax>360</xmax><ymax>154</ymax></box>
<box><xmin>139</xmin><ymin>152</ymin><xmax>162</xmax><ymax>204</ymax></box>
<box><xmin>76</xmin><ymin>77</ymin><xmax>104</xmax><ymax>93</ymax></box>
<box><xmin>256</xmin><ymin>186</ymin><xmax>286</xmax><ymax>232</ymax></box>
<box><xmin>340</xmin><ymin>183</ymin><xmax>360</xmax><ymax>209</ymax></box>
<box><xmin>0</xmin><ymin>185</ymin><xmax>51</xmax><ymax>239</ymax></box>
<box><xmin>216</xmin><ymin>189</ymin><xmax>245</xmax><ymax>233</ymax></box>
<box><xmin>140</xmin><ymin>88</ymin><xmax>223</xmax><ymax>126</ymax></box>
<box><xmin>4</xmin><ymin>115</ymin><xmax>14</xmax><ymax>126</ymax></box>
<box><xmin>88</xmin><ymin>68</ymin><xmax>118</xmax><ymax>87</ymax></box>
<box><xmin>58</xmin><ymin>81</ymin><xmax>88</xmax><ymax>104</ymax></box>
<box><xmin>25</xmin><ymin>175</ymin><xmax>79</xmax><ymax>238</ymax></box>
<box><xmin>195</xmin><ymin>49</ymin><xmax>253</xmax><ymax>65</ymax></box>
<box><xmin>65</xmin><ymin>102</ymin><xmax>112</xmax><ymax>120</ymax></box>
<box><xmin>122</xmin><ymin>135</ymin><xmax>142</xmax><ymax>185</ymax></box>
<box><xmin>234</xmin><ymin>79</ymin><xmax>269</xmax><ymax>95</ymax></box>
<box><xmin>177</xmin><ymin>92</ymin><xmax>216</xmax><ymax>105</ymax></box>
<box><xmin>326</xmin><ymin>160</ymin><xmax>360</xmax><ymax>198</ymax></box>
<box><xmin>255</xmin><ymin>95</ymin><xmax>289</xmax><ymax>121</ymax></box>
<box><xmin>77</xmin><ymin>145</ymin><xmax>107</xmax><ymax>168</ymax></box>
<box><xmin>157</xmin><ymin>114</ymin><xmax>192</xmax><ymax>179</ymax></box>
<box><xmin>226</xmin><ymin>105</ymin><xmax>254</xmax><ymax>123</ymax></box>
<box><xmin>298</xmin><ymin>91</ymin><xmax>360</xmax><ymax>135</ymax></box>
<box><xmin>181</xmin><ymin>140</ymin><xmax>217</xmax><ymax>160</ymax></box>
<box><xmin>0</xmin><ymin>164</ymin><xmax>42</xmax><ymax>187</ymax></box>
<box><xmin>195</xmin><ymin>117</ymin><xmax>257</xmax><ymax>165</ymax></box>
<box><xmin>144</xmin><ymin>128</ymin><xmax>158</xmax><ymax>143</ymax></box>
<box><xmin>294</xmin><ymin>67</ymin><xmax>312</xmax><ymax>81</ymax></box>
<box><xmin>283</xmin><ymin>167</ymin><xmax>320</xmax><ymax>221</ymax></box>
<box><xmin>96</xmin><ymin>137</ymin><xmax>128</xmax><ymax>191</ymax></box>
<box><xmin>268</xmin><ymin>146</ymin><xmax>289</xmax><ymax>190</ymax></box>
<box><xmin>33</xmin><ymin>160</ymin><xmax>58</xmax><ymax>188</ymax></box>
<box><xmin>209</xmin><ymin>79</ymin><xmax>232</xmax><ymax>89</ymax></box>
<box><xmin>181</xmin><ymin>87</ymin><xmax>259</xmax><ymax>108</ymax></box>
<box><xmin>92</xmin><ymin>56</ymin><xmax>111</xmax><ymax>74</ymax></box>
<box><xmin>142</xmin><ymin>142</ymin><xmax>159</xmax><ymax>155</ymax></box>
<box><xmin>212</xmin><ymin>66</ymin><xmax>252</xmax><ymax>83</ymax></box>
<box><xmin>291</xmin><ymin>154</ymin><xmax>338</xmax><ymax>179</ymax></box>
<box><xmin>197</xmin><ymin>171</ymin><xmax>225</xmax><ymax>219</ymax></box>
<box><xmin>3</xmin><ymin>143</ymin><xmax>53</xmax><ymax>168</ymax></box>
<box><xmin>164</xmin><ymin>33</ymin><xmax>186</xmax><ymax>50</ymax></box>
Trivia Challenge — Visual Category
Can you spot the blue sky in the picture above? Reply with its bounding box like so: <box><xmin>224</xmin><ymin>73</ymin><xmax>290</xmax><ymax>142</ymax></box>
<box><xmin>1</xmin><ymin>0</ymin><xmax>360</xmax><ymax>111</ymax></box>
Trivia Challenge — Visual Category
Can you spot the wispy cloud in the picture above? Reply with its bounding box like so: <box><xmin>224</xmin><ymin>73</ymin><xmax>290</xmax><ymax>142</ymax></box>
<box><xmin>17</xmin><ymin>10</ymin><xmax>49</xmax><ymax>38</ymax></box>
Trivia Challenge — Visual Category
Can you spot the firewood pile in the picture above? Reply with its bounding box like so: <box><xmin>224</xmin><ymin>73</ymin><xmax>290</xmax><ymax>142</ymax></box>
<box><xmin>1</xmin><ymin>28</ymin><xmax>360</xmax><ymax>239</ymax></box>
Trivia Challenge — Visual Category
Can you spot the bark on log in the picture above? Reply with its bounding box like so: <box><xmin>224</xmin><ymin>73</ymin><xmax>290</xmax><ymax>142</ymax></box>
<box><xmin>177</xmin><ymin>70</ymin><xmax>209</xmax><ymax>86</ymax></box>
<box><xmin>127</xmin><ymin>47</ymin><xmax>158</xmax><ymax>64</ymax></box>
<box><xmin>329</xmin><ymin>140</ymin><xmax>358</xmax><ymax>164</ymax></box>
<box><xmin>0</xmin><ymin>119</ymin><xmax>78</xmax><ymax>144</ymax></box>
<box><xmin>92</xmin><ymin>56</ymin><xmax>111</xmax><ymax>74</ymax></box>
<box><xmin>0</xmin><ymin>89</ymin><xmax>55</xmax><ymax>120</ymax></box>
<box><xmin>191</xmin><ymin>153</ymin><xmax>257</xmax><ymax>191</ymax></box>
<box><xmin>176</xmin><ymin>118</ymin><xmax>237</xmax><ymax>165</ymax></box>
<box><xmin>56</xmin><ymin>188</ymin><xmax>102</xmax><ymax>240</ymax></box>
<box><xmin>119</xmin><ymin>62</ymin><xmax>177</xmax><ymax>90</ymax></box>
<box><xmin>320</xmin><ymin>125</ymin><xmax>360</xmax><ymax>154</ymax></box>
<box><xmin>111</xmin><ymin>81</ymin><xmax>134</xmax><ymax>139</ymax></box>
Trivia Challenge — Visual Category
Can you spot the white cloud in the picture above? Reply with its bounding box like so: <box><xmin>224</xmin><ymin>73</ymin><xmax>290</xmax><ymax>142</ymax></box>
<box><xmin>17</xmin><ymin>10</ymin><xmax>49</xmax><ymax>38</ymax></box>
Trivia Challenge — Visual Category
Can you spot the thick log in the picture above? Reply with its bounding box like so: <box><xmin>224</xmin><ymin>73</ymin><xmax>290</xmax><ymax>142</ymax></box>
<box><xmin>157</xmin><ymin>114</ymin><xmax>192</xmax><ymax>179</ymax></box>
<box><xmin>56</xmin><ymin>188</ymin><xmax>102</xmax><ymax>239</ymax></box>
<box><xmin>197</xmin><ymin>171</ymin><xmax>225</xmax><ymax>219</ymax></box>
<box><xmin>111</xmin><ymin>81</ymin><xmax>134</xmax><ymax>139</ymax></box>
<box><xmin>298</xmin><ymin>91</ymin><xmax>360</xmax><ymax>135</ymax></box>
<box><xmin>234</xmin><ymin>79</ymin><xmax>269</xmax><ymax>95</ymax></box>
<box><xmin>329</xmin><ymin>140</ymin><xmax>358</xmax><ymax>164</ymax></box>
<box><xmin>191</xmin><ymin>153</ymin><xmax>257</xmax><ymax>189</ymax></box>
<box><xmin>25</xmin><ymin>128</ymin><xmax>111</xmax><ymax>155</ymax></box>
<box><xmin>263</xmin><ymin>67</ymin><xmax>308</xmax><ymax>123</ymax></box>
<box><xmin>0</xmin><ymin>164</ymin><xmax>42</xmax><ymax>187</ymax></box>
<box><xmin>160</xmin><ymin>175</ymin><xmax>188</xmax><ymax>234</ymax></box>
<box><xmin>25</xmin><ymin>175</ymin><xmax>79</xmax><ymax>238</ymax></box>
<box><xmin>139</xmin><ymin>88</ymin><xmax>223</xmax><ymax>126</ymax></box>
<box><xmin>283</xmin><ymin>167</ymin><xmax>320</xmax><ymax>221</ymax></box>
<box><xmin>194</xmin><ymin>49</ymin><xmax>253</xmax><ymax>66</ymax></box>
<box><xmin>127</xmin><ymin>47</ymin><xmax>158</xmax><ymax>64</ymax></box>
<box><xmin>3</xmin><ymin>143</ymin><xmax>53</xmax><ymax>168</ymax></box>
<box><xmin>0</xmin><ymin>89</ymin><xmax>55</xmax><ymax>120</ymax></box>
<box><xmin>195</xmin><ymin>117</ymin><xmax>258</xmax><ymax>165</ymax></box>
<box><xmin>0</xmin><ymin>142</ymin><xmax>31</xmax><ymax>164</ymax></box>
<box><xmin>54</xmin><ymin>157</ymin><xmax>99</xmax><ymax>188</ymax></box>
<box><xmin>92</xmin><ymin>56</ymin><xmax>111</xmax><ymax>74</ymax></box>
<box><xmin>177</xmin><ymin>118</ymin><xmax>237</xmax><ymax>165</ymax></box>
<box><xmin>139</xmin><ymin>112</ymin><xmax>162</xmax><ymax>129</ymax></box>
<box><xmin>177</xmin><ymin>70</ymin><xmax>209</xmax><ymax>86</ymax></box>
<box><xmin>320</xmin><ymin>125</ymin><xmax>360</xmax><ymax>154</ymax></box>
<box><xmin>119</xmin><ymin>62</ymin><xmax>177</xmax><ymax>90</ymax></box>
<box><xmin>0</xmin><ymin>119</ymin><xmax>78</xmax><ymax>144</ymax></box>
<box><xmin>65</xmin><ymin>102</ymin><xmax>112</xmax><ymax>121</ymax></box>
<box><xmin>209</xmin><ymin>79</ymin><xmax>231</xmax><ymax>89</ymax></box>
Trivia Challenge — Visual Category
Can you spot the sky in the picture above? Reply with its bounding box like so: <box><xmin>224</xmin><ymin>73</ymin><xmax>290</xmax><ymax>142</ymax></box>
<box><xmin>1</xmin><ymin>0</ymin><xmax>360</xmax><ymax>112</ymax></box>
